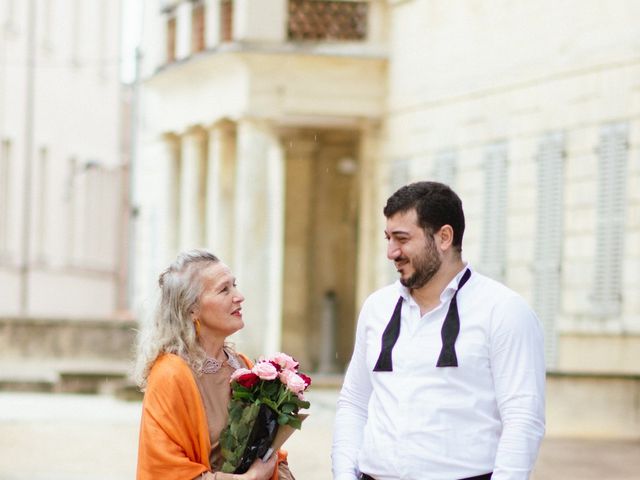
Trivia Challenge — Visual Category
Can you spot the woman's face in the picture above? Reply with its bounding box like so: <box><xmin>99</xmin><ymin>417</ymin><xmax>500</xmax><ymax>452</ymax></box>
<box><xmin>193</xmin><ymin>262</ymin><xmax>245</xmax><ymax>341</ymax></box>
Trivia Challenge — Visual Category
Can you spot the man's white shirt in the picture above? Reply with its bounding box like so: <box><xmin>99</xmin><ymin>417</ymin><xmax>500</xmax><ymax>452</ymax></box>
<box><xmin>332</xmin><ymin>264</ymin><xmax>545</xmax><ymax>480</ymax></box>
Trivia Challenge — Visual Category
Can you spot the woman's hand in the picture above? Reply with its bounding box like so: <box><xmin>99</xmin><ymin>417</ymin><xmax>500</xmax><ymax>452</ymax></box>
<box><xmin>241</xmin><ymin>454</ymin><xmax>277</xmax><ymax>480</ymax></box>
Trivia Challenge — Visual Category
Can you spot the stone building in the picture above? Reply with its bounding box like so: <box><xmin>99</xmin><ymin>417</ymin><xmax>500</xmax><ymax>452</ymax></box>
<box><xmin>135</xmin><ymin>0</ymin><xmax>640</xmax><ymax>436</ymax></box>
<box><xmin>0</xmin><ymin>0</ymin><xmax>131</xmax><ymax>389</ymax></box>
<box><xmin>134</xmin><ymin>0</ymin><xmax>387</xmax><ymax>372</ymax></box>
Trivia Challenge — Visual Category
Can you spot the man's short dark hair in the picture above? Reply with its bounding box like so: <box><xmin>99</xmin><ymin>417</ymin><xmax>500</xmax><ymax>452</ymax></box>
<box><xmin>383</xmin><ymin>181</ymin><xmax>465</xmax><ymax>250</ymax></box>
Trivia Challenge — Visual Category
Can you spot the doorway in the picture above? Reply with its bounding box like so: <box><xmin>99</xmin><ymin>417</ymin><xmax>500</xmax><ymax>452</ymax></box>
<box><xmin>281</xmin><ymin>129</ymin><xmax>359</xmax><ymax>372</ymax></box>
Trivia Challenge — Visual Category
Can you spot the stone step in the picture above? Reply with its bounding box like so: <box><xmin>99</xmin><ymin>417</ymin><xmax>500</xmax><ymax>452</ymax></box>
<box><xmin>0</xmin><ymin>359</ymin><xmax>133</xmax><ymax>395</ymax></box>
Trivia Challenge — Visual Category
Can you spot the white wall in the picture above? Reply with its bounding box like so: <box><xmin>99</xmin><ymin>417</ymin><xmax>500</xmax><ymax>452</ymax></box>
<box><xmin>0</xmin><ymin>0</ymin><xmax>124</xmax><ymax>319</ymax></box>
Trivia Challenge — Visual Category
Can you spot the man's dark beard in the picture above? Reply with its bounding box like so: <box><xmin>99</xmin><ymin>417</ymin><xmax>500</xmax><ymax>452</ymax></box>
<box><xmin>399</xmin><ymin>236</ymin><xmax>441</xmax><ymax>289</ymax></box>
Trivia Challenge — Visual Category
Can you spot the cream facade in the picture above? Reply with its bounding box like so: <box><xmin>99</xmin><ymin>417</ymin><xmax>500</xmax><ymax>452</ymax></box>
<box><xmin>135</xmin><ymin>0</ymin><xmax>640</xmax><ymax>436</ymax></box>
<box><xmin>383</xmin><ymin>0</ymin><xmax>640</xmax><ymax>375</ymax></box>
<box><xmin>382</xmin><ymin>0</ymin><xmax>640</xmax><ymax>438</ymax></box>
<box><xmin>134</xmin><ymin>0</ymin><xmax>387</xmax><ymax>369</ymax></box>
<box><xmin>0</xmin><ymin>0</ymin><xmax>126</xmax><ymax>320</ymax></box>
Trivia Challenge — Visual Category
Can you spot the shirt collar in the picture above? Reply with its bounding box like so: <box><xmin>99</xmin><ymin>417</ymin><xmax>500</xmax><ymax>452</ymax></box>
<box><xmin>395</xmin><ymin>262</ymin><xmax>473</xmax><ymax>303</ymax></box>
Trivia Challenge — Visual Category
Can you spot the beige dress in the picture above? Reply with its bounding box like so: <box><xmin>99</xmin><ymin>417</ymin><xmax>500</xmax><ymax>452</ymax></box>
<box><xmin>193</xmin><ymin>349</ymin><xmax>295</xmax><ymax>480</ymax></box>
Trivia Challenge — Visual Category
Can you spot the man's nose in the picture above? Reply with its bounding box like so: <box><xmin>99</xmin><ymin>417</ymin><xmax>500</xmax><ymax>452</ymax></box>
<box><xmin>387</xmin><ymin>242</ymin><xmax>400</xmax><ymax>260</ymax></box>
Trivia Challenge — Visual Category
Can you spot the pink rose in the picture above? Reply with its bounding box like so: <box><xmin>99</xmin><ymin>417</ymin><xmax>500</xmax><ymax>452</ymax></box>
<box><xmin>299</xmin><ymin>373</ymin><xmax>312</xmax><ymax>389</ymax></box>
<box><xmin>278</xmin><ymin>369</ymin><xmax>293</xmax><ymax>384</ymax></box>
<box><xmin>252</xmin><ymin>361</ymin><xmax>278</xmax><ymax>380</ymax></box>
<box><xmin>230</xmin><ymin>368</ymin><xmax>252</xmax><ymax>382</ymax></box>
<box><xmin>285</xmin><ymin>372</ymin><xmax>307</xmax><ymax>395</ymax></box>
<box><xmin>270</xmin><ymin>352</ymin><xmax>299</xmax><ymax>372</ymax></box>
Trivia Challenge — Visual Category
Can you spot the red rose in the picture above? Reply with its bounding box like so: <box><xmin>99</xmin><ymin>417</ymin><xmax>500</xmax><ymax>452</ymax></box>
<box><xmin>299</xmin><ymin>373</ymin><xmax>312</xmax><ymax>389</ymax></box>
<box><xmin>235</xmin><ymin>372</ymin><xmax>259</xmax><ymax>389</ymax></box>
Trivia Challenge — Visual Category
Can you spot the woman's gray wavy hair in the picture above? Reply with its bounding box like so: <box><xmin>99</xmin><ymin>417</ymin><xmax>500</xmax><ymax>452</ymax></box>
<box><xmin>134</xmin><ymin>249</ymin><xmax>220</xmax><ymax>390</ymax></box>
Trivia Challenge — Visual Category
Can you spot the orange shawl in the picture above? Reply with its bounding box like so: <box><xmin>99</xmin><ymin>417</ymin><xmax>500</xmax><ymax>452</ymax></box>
<box><xmin>137</xmin><ymin>353</ymin><xmax>285</xmax><ymax>480</ymax></box>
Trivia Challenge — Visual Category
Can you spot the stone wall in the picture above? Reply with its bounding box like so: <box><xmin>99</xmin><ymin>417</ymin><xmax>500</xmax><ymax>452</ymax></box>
<box><xmin>0</xmin><ymin>317</ymin><xmax>137</xmax><ymax>393</ymax></box>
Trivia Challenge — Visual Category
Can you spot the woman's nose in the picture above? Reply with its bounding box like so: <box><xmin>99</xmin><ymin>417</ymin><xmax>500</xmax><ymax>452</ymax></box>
<box><xmin>233</xmin><ymin>289</ymin><xmax>245</xmax><ymax>303</ymax></box>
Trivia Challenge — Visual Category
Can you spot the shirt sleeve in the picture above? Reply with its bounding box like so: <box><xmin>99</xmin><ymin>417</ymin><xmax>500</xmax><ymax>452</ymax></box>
<box><xmin>490</xmin><ymin>295</ymin><xmax>546</xmax><ymax>480</ymax></box>
<box><xmin>331</xmin><ymin>300</ymin><xmax>374</xmax><ymax>480</ymax></box>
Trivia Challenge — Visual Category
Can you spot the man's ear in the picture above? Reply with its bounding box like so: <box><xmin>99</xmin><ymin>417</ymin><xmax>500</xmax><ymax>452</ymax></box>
<box><xmin>437</xmin><ymin>225</ymin><xmax>454</xmax><ymax>251</ymax></box>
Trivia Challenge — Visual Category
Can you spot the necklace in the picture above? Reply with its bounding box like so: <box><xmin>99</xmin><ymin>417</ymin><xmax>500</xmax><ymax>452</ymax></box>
<box><xmin>202</xmin><ymin>350</ymin><xmax>242</xmax><ymax>374</ymax></box>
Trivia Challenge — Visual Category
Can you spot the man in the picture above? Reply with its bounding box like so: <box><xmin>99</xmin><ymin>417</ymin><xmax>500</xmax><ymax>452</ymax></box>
<box><xmin>332</xmin><ymin>182</ymin><xmax>545</xmax><ymax>480</ymax></box>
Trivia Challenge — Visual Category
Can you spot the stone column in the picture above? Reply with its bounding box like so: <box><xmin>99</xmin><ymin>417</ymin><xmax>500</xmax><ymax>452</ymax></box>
<box><xmin>204</xmin><ymin>0</ymin><xmax>221</xmax><ymax>48</ymax></box>
<box><xmin>233</xmin><ymin>119</ymin><xmax>284</xmax><ymax>356</ymax></box>
<box><xmin>175</xmin><ymin>2</ymin><xmax>193</xmax><ymax>60</ymax></box>
<box><xmin>162</xmin><ymin>133</ymin><xmax>181</xmax><ymax>260</ymax></box>
<box><xmin>179</xmin><ymin>128</ymin><xmax>206</xmax><ymax>250</ymax></box>
<box><xmin>357</xmin><ymin>120</ymin><xmax>385</xmax><ymax>306</ymax></box>
<box><xmin>205</xmin><ymin>121</ymin><xmax>236</xmax><ymax>263</ymax></box>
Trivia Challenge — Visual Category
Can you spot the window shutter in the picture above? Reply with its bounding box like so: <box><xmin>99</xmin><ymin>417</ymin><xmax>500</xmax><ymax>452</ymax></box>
<box><xmin>481</xmin><ymin>142</ymin><xmax>508</xmax><ymax>282</ymax></box>
<box><xmin>533</xmin><ymin>131</ymin><xmax>565</xmax><ymax>368</ymax></box>
<box><xmin>591</xmin><ymin>122</ymin><xmax>628</xmax><ymax>317</ymax></box>
<box><xmin>389</xmin><ymin>157</ymin><xmax>410</xmax><ymax>194</ymax></box>
<box><xmin>432</xmin><ymin>148</ymin><xmax>457</xmax><ymax>188</ymax></box>
<box><xmin>0</xmin><ymin>140</ymin><xmax>11</xmax><ymax>256</ymax></box>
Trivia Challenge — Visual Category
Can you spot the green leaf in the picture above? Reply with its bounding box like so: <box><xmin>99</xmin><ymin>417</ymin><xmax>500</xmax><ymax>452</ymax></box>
<box><xmin>288</xmin><ymin>416</ymin><xmax>302</xmax><ymax>429</ymax></box>
<box><xmin>232</xmin><ymin>390</ymin><xmax>253</xmax><ymax>401</ymax></box>
<box><xmin>277</xmin><ymin>413</ymin><xmax>290</xmax><ymax>425</ymax></box>
<box><xmin>261</xmin><ymin>398</ymin><xmax>279</xmax><ymax>412</ymax></box>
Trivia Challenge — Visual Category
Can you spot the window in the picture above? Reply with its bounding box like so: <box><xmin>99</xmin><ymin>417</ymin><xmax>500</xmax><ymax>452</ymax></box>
<box><xmin>191</xmin><ymin>1</ymin><xmax>206</xmax><ymax>53</ymax></box>
<box><xmin>533</xmin><ymin>131</ymin><xmax>565</xmax><ymax>367</ymax></box>
<box><xmin>220</xmin><ymin>0</ymin><xmax>233</xmax><ymax>43</ymax></box>
<box><xmin>35</xmin><ymin>147</ymin><xmax>49</xmax><ymax>262</ymax></box>
<box><xmin>480</xmin><ymin>141</ymin><xmax>508</xmax><ymax>282</ymax></box>
<box><xmin>65</xmin><ymin>157</ymin><xmax>78</xmax><ymax>264</ymax></box>
<box><xmin>41</xmin><ymin>0</ymin><xmax>53</xmax><ymax>51</ymax></box>
<box><xmin>432</xmin><ymin>148</ymin><xmax>457</xmax><ymax>188</ymax></box>
<box><xmin>71</xmin><ymin>0</ymin><xmax>82</xmax><ymax>66</ymax></box>
<box><xmin>591</xmin><ymin>122</ymin><xmax>628</xmax><ymax>317</ymax></box>
<box><xmin>98</xmin><ymin>0</ymin><xmax>108</xmax><ymax>78</ymax></box>
<box><xmin>3</xmin><ymin>0</ymin><xmax>16</xmax><ymax>32</ymax></box>
<box><xmin>389</xmin><ymin>157</ymin><xmax>410</xmax><ymax>193</ymax></box>
<box><xmin>166</xmin><ymin>12</ymin><xmax>177</xmax><ymax>62</ymax></box>
<box><xmin>0</xmin><ymin>140</ymin><xmax>11</xmax><ymax>256</ymax></box>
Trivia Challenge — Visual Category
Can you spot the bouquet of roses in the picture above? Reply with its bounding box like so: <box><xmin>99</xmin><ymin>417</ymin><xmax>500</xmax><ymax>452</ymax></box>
<box><xmin>220</xmin><ymin>352</ymin><xmax>311</xmax><ymax>474</ymax></box>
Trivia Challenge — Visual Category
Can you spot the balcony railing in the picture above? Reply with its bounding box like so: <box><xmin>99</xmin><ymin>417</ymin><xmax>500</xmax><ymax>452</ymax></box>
<box><xmin>163</xmin><ymin>0</ymin><xmax>370</xmax><ymax>66</ymax></box>
<box><xmin>287</xmin><ymin>0</ymin><xmax>368</xmax><ymax>41</ymax></box>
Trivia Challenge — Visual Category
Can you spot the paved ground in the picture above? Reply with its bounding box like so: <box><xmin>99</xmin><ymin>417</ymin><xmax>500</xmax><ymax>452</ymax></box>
<box><xmin>0</xmin><ymin>390</ymin><xmax>638</xmax><ymax>480</ymax></box>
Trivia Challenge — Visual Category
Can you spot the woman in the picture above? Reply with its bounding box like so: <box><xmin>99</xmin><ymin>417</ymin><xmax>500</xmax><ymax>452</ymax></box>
<box><xmin>135</xmin><ymin>249</ymin><xmax>294</xmax><ymax>480</ymax></box>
